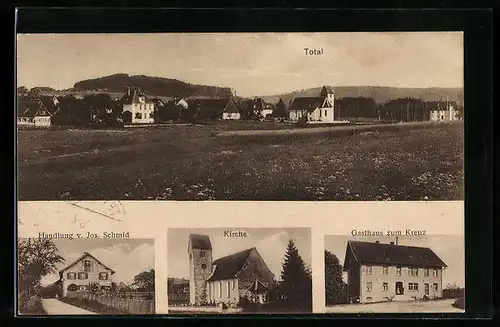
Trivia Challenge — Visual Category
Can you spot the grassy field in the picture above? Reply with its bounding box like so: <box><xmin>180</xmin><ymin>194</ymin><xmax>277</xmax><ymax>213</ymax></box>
<box><xmin>17</xmin><ymin>121</ymin><xmax>464</xmax><ymax>201</ymax></box>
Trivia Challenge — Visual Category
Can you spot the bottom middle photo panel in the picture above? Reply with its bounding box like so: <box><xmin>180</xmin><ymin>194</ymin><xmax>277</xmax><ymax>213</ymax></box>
<box><xmin>167</xmin><ymin>227</ymin><xmax>312</xmax><ymax>314</ymax></box>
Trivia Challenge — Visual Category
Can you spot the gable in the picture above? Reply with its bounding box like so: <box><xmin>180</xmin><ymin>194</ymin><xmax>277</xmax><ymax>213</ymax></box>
<box><xmin>239</xmin><ymin>248</ymin><xmax>275</xmax><ymax>280</ymax></box>
<box><xmin>59</xmin><ymin>252</ymin><xmax>115</xmax><ymax>278</ymax></box>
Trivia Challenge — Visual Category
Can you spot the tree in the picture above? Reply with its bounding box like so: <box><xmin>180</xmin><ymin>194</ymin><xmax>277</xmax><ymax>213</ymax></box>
<box><xmin>132</xmin><ymin>269</ymin><xmax>155</xmax><ymax>292</ymax></box>
<box><xmin>18</xmin><ymin>86</ymin><xmax>29</xmax><ymax>95</ymax></box>
<box><xmin>324</xmin><ymin>250</ymin><xmax>347</xmax><ymax>305</ymax></box>
<box><xmin>279</xmin><ymin>239</ymin><xmax>312</xmax><ymax>309</ymax></box>
<box><xmin>18</xmin><ymin>238</ymin><xmax>65</xmax><ymax>313</ymax></box>
<box><xmin>273</xmin><ymin>99</ymin><xmax>288</xmax><ymax>118</ymax></box>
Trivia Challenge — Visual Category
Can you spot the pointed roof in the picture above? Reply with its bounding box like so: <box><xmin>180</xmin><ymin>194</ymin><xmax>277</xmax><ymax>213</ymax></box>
<box><xmin>343</xmin><ymin>241</ymin><xmax>447</xmax><ymax>271</ymax></box>
<box><xmin>320</xmin><ymin>86</ymin><xmax>334</xmax><ymax>97</ymax></box>
<box><xmin>247</xmin><ymin>279</ymin><xmax>269</xmax><ymax>294</ymax></box>
<box><xmin>189</xmin><ymin>233</ymin><xmax>212</xmax><ymax>250</ymax></box>
<box><xmin>59</xmin><ymin>252</ymin><xmax>116</xmax><ymax>278</ymax></box>
<box><xmin>121</xmin><ymin>87</ymin><xmax>151</xmax><ymax>105</ymax></box>
<box><xmin>207</xmin><ymin>247</ymin><xmax>256</xmax><ymax>281</ymax></box>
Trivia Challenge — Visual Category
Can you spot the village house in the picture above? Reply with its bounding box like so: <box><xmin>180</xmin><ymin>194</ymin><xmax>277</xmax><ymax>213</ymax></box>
<box><xmin>288</xmin><ymin>86</ymin><xmax>335</xmax><ymax>123</ymax></box>
<box><xmin>252</xmin><ymin>98</ymin><xmax>274</xmax><ymax>118</ymax></box>
<box><xmin>343</xmin><ymin>240</ymin><xmax>447</xmax><ymax>304</ymax></box>
<box><xmin>186</xmin><ymin>98</ymin><xmax>241</xmax><ymax>120</ymax></box>
<box><xmin>188</xmin><ymin>234</ymin><xmax>276</xmax><ymax>307</ymax></box>
<box><xmin>17</xmin><ymin>97</ymin><xmax>59</xmax><ymax>127</ymax></box>
<box><xmin>121</xmin><ymin>86</ymin><xmax>155</xmax><ymax>124</ymax></box>
<box><xmin>59</xmin><ymin>252</ymin><xmax>115</xmax><ymax>297</ymax></box>
<box><xmin>430</xmin><ymin>103</ymin><xmax>460</xmax><ymax>122</ymax></box>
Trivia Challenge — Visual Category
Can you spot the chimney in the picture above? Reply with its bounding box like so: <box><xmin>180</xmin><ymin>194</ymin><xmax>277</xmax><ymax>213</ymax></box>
<box><xmin>395</xmin><ymin>237</ymin><xmax>399</xmax><ymax>245</ymax></box>
<box><xmin>390</xmin><ymin>242</ymin><xmax>395</xmax><ymax>245</ymax></box>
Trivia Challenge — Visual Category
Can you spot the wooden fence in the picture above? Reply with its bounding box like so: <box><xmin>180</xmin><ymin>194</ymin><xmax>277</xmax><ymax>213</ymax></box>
<box><xmin>66</xmin><ymin>291</ymin><xmax>155</xmax><ymax>314</ymax></box>
<box><xmin>168</xmin><ymin>293</ymin><xmax>189</xmax><ymax>305</ymax></box>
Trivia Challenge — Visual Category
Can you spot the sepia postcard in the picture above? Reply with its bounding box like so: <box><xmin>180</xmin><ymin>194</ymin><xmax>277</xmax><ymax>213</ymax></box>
<box><xmin>16</xmin><ymin>32</ymin><xmax>464</xmax><ymax>201</ymax></box>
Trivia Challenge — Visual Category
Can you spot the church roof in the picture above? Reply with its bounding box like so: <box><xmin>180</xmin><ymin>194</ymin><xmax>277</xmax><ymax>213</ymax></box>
<box><xmin>207</xmin><ymin>247</ymin><xmax>256</xmax><ymax>282</ymax></box>
<box><xmin>288</xmin><ymin>97</ymin><xmax>324</xmax><ymax>113</ymax></box>
<box><xmin>189</xmin><ymin>233</ymin><xmax>212</xmax><ymax>250</ymax></box>
<box><xmin>343</xmin><ymin>241</ymin><xmax>447</xmax><ymax>271</ymax></box>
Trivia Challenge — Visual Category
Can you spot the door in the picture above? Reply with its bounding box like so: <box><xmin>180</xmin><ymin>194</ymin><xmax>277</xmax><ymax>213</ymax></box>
<box><xmin>395</xmin><ymin>282</ymin><xmax>404</xmax><ymax>295</ymax></box>
<box><xmin>424</xmin><ymin>283</ymin><xmax>429</xmax><ymax>295</ymax></box>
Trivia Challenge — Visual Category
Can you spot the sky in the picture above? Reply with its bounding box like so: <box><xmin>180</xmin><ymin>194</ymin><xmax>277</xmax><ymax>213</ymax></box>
<box><xmin>16</xmin><ymin>32</ymin><xmax>463</xmax><ymax>97</ymax></box>
<box><xmin>324</xmin><ymin>235</ymin><xmax>465</xmax><ymax>288</ymax></box>
<box><xmin>168</xmin><ymin>228</ymin><xmax>311</xmax><ymax>280</ymax></box>
<box><xmin>41</xmin><ymin>238</ymin><xmax>155</xmax><ymax>286</ymax></box>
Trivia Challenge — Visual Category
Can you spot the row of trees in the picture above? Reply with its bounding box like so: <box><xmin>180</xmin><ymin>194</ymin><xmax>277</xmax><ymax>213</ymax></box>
<box><xmin>272</xmin><ymin>97</ymin><xmax>464</xmax><ymax>121</ymax></box>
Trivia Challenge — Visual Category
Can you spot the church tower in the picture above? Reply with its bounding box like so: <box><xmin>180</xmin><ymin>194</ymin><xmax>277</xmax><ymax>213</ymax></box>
<box><xmin>188</xmin><ymin>234</ymin><xmax>213</xmax><ymax>305</ymax></box>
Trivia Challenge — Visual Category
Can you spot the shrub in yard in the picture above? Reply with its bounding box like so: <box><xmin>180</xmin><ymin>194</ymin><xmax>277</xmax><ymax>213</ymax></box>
<box><xmin>18</xmin><ymin>293</ymin><xmax>46</xmax><ymax>315</ymax></box>
<box><xmin>452</xmin><ymin>297</ymin><xmax>465</xmax><ymax>310</ymax></box>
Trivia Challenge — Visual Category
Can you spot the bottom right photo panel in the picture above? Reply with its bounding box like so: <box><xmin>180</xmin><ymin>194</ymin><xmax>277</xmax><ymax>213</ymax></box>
<box><xmin>323</xmin><ymin>234</ymin><xmax>465</xmax><ymax>313</ymax></box>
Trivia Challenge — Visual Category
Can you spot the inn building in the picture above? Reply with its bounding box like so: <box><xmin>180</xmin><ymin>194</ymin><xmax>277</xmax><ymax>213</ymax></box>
<box><xmin>343</xmin><ymin>240</ymin><xmax>447</xmax><ymax>303</ymax></box>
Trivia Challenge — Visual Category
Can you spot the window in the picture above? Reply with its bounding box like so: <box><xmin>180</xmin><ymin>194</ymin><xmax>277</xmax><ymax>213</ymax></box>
<box><xmin>219</xmin><ymin>281</ymin><xmax>222</xmax><ymax>297</ymax></box>
<box><xmin>366</xmin><ymin>297</ymin><xmax>372</xmax><ymax>301</ymax></box>
<box><xmin>79</xmin><ymin>285</ymin><xmax>86</xmax><ymax>291</ymax></box>
<box><xmin>433</xmin><ymin>283</ymin><xmax>438</xmax><ymax>291</ymax></box>
<box><xmin>231</xmin><ymin>280</ymin><xmax>235</xmax><ymax>290</ymax></box>
<box><xmin>409</xmin><ymin>267</ymin><xmax>419</xmax><ymax>276</ymax></box>
<box><xmin>325</xmin><ymin>110</ymin><xmax>327</xmax><ymax>117</ymax></box>
<box><xmin>84</xmin><ymin>260</ymin><xmax>92</xmax><ymax>272</ymax></box>
<box><xmin>424</xmin><ymin>268</ymin><xmax>430</xmax><ymax>277</ymax></box>
<box><xmin>78</xmin><ymin>272</ymin><xmax>88</xmax><ymax>280</ymax></box>
<box><xmin>408</xmin><ymin>283</ymin><xmax>419</xmax><ymax>291</ymax></box>
<box><xmin>424</xmin><ymin>283</ymin><xmax>430</xmax><ymax>295</ymax></box>
<box><xmin>135</xmin><ymin>112</ymin><xmax>142</xmax><ymax>119</ymax></box>
<box><xmin>396</xmin><ymin>267</ymin><xmax>402</xmax><ymax>275</ymax></box>
<box><xmin>201</xmin><ymin>263</ymin><xmax>207</xmax><ymax>270</ymax></box>
<box><xmin>99</xmin><ymin>272</ymin><xmax>108</xmax><ymax>280</ymax></box>
<box><xmin>365</xmin><ymin>282</ymin><xmax>372</xmax><ymax>292</ymax></box>
<box><xmin>200</xmin><ymin>250</ymin><xmax>206</xmax><ymax>257</ymax></box>
<box><xmin>365</xmin><ymin>265</ymin><xmax>372</xmax><ymax>275</ymax></box>
<box><xmin>149</xmin><ymin>112</ymin><xmax>154</xmax><ymax>118</ymax></box>
<box><xmin>227</xmin><ymin>281</ymin><xmax>230</xmax><ymax>298</ymax></box>
<box><xmin>382</xmin><ymin>266</ymin><xmax>388</xmax><ymax>275</ymax></box>
<box><xmin>67</xmin><ymin>272</ymin><xmax>76</xmax><ymax>280</ymax></box>
<box><xmin>383</xmin><ymin>282</ymin><xmax>388</xmax><ymax>292</ymax></box>
<box><xmin>319</xmin><ymin>110</ymin><xmax>322</xmax><ymax>118</ymax></box>
<box><xmin>433</xmin><ymin>269</ymin><xmax>439</xmax><ymax>277</ymax></box>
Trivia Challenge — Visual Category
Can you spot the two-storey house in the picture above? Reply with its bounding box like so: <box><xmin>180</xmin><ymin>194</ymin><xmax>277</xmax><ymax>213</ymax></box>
<box><xmin>59</xmin><ymin>252</ymin><xmax>115</xmax><ymax>297</ymax></box>
<box><xmin>343</xmin><ymin>240</ymin><xmax>447</xmax><ymax>303</ymax></box>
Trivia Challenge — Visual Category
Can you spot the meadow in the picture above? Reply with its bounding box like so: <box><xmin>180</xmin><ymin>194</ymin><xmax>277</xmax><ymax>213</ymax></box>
<box><xmin>17</xmin><ymin>121</ymin><xmax>464</xmax><ymax>201</ymax></box>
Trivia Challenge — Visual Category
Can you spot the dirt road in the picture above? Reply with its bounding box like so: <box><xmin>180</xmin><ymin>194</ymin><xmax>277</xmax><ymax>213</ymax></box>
<box><xmin>42</xmin><ymin>298</ymin><xmax>97</xmax><ymax>315</ymax></box>
<box><xmin>325</xmin><ymin>298</ymin><xmax>464</xmax><ymax>313</ymax></box>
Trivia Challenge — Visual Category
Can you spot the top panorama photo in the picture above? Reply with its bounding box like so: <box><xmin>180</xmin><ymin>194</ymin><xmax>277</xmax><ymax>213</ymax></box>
<box><xmin>16</xmin><ymin>33</ymin><xmax>464</xmax><ymax>201</ymax></box>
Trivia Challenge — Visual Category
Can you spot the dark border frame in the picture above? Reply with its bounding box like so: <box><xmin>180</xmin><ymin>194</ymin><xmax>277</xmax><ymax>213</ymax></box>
<box><xmin>11</xmin><ymin>7</ymin><xmax>494</xmax><ymax>322</ymax></box>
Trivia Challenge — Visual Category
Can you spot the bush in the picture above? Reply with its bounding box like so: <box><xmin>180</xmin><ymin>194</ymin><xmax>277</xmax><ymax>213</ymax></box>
<box><xmin>18</xmin><ymin>293</ymin><xmax>46</xmax><ymax>315</ymax></box>
<box><xmin>452</xmin><ymin>297</ymin><xmax>465</xmax><ymax>310</ymax></box>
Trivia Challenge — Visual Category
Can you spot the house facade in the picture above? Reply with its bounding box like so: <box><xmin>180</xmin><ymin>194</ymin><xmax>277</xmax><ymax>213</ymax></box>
<box><xmin>430</xmin><ymin>104</ymin><xmax>459</xmax><ymax>122</ymax></box>
<box><xmin>288</xmin><ymin>86</ymin><xmax>335</xmax><ymax>123</ymax></box>
<box><xmin>17</xmin><ymin>97</ymin><xmax>59</xmax><ymax>127</ymax></box>
<box><xmin>121</xmin><ymin>87</ymin><xmax>155</xmax><ymax>124</ymax></box>
<box><xmin>59</xmin><ymin>252</ymin><xmax>115</xmax><ymax>297</ymax></box>
<box><xmin>221</xmin><ymin>98</ymin><xmax>241</xmax><ymax>120</ymax></box>
<box><xmin>188</xmin><ymin>234</ymin><xmax>275</xmax><ymax>307</ymax></box>
<box><xmin>343</xmin><ymin>240</ymin><xmax>447</xmax><ymax>304</ymax></box>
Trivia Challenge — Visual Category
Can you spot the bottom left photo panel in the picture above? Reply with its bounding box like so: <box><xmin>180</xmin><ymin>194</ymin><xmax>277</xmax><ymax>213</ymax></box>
<box><xmin>17</xmin><ymin>237</ymin><xmax>155</xmax><ymax>315</ymax></box>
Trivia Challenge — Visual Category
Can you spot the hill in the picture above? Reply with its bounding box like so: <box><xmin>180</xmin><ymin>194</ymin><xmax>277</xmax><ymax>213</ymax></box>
<box><xmin>259</xmin><ymin>86</ymin><xmax>464</xmax><ymax>106</ymax></box>
<box><xmin>73</xmin><ymin>73</ymin><xmax>233</xmax><ymax>98</ymax></box>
